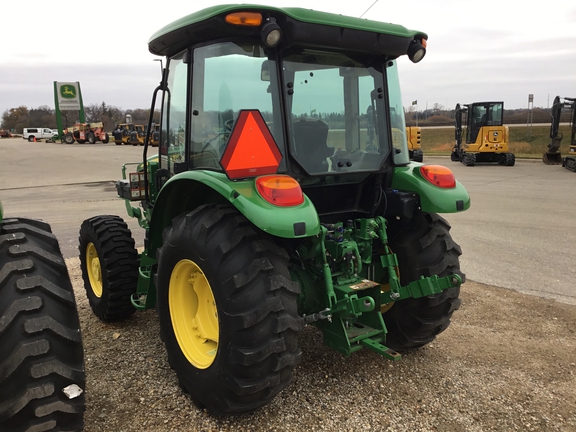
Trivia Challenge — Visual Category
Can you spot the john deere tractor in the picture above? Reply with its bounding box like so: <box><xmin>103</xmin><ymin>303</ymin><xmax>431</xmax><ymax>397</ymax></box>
<box><xmin>451</xmin><ymin>101</ymin><xmax>515</xmax><ymax>166</ymax></box>
<box><xmin>79</xmin><ymin>4</ymin><xmax>470</xmax><ymax>416</ymax></box>
<box><xmin>0</xmin><ymin>200</ymin><xmax>85</xmax><ymax>431</ymax></box>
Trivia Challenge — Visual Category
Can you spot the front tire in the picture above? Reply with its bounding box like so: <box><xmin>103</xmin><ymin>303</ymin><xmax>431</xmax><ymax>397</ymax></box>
<box><xmin>384</xmin><ymin>212</ymin><xmax>463</xmax><ymax>351</ymax></box>
<box><xmin>64</xmin><ymin>133</ymin><xmax>75</xmax><ymax>144</ymax></box>
<box><xmin>156</xmin><ymin>205</ymin><xmax>301</xmax><ymax>416</ymax></box>
<box><xmin>78</xmin><ymin>215</ymin><xmax>138</xmax><ymax>321</ymax></box>
<box><xmin>0</xmin><ymin>218</ymin><xmax>85</xmax><ymax>431</ymax></box>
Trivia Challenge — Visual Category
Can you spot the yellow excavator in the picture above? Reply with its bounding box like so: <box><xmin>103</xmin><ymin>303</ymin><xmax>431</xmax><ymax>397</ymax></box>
<box><xmin>543</xmin><ymin>96</ymin><xmax>576</xmax><ymax>171</ymax></box>
<box><xmin>451</xmin><ymin>101</ymin><xmax>515</xmax><ymax>166</ymax></box>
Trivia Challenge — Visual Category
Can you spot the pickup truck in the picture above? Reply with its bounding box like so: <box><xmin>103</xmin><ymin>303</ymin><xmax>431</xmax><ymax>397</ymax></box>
<box><xmin>22</xmin><ymin>128</ymin><xmax>58</xmax><ymax>142</ymax></box>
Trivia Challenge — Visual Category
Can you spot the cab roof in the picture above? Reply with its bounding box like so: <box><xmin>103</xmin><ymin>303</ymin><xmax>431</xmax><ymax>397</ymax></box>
<box><xmin>149</xmin><ymin>4</ymin><xmax>427</xmax><ymax>59</ymax></box>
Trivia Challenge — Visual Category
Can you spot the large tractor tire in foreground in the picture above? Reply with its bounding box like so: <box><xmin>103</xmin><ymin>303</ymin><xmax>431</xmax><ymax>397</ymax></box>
<box><xmin>78</xmin><ymin>215</ymin><xmax>139</xmax><ymax>321</ymax></box>
<box><xmin>156</xmin><ymin>204</ymin><xmax>301</xmax><ymax>416</ymax></box>
<box><xmin>384</xmin><ymin>212</ymin><xmax>463</xmax><ymax>351</ymax></box>
<box><xmin>0</xmin><ymin>218</ymin><xmax>85</xmax><ymax>432</ymax></box>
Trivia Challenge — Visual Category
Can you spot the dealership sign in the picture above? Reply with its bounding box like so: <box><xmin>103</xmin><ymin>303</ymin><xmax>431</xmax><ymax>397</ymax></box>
<box><xmin>57</xmin><ymin>82</ymin><xmax>81</xmax><ymax>111</ymax></box>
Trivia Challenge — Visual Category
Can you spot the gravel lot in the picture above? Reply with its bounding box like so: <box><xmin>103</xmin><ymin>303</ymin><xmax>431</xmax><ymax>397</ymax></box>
<box><xmin>67</xmin><ymin>257</ymin><xmax>576</xmax><ymax>432</ymax></box>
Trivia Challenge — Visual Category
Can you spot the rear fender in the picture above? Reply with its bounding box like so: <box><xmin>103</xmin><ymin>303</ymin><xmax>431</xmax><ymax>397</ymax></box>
<box><xmin>392</xmin><ymin>163</ymin><xmax>470</xmax><ymax>213</ymax></box>
<box><xmin>148</xmin><ymin>170</ymin><xmax>320</xmax><ymax>255</ymax></box>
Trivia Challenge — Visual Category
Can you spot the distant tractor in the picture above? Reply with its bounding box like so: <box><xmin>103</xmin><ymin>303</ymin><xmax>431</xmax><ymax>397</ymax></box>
<box><xmin>63</xmin><ymin>122</ymin><xmax>109</xmax><ymax>144</ymax></box>
<box><xmin>451</xmin><ymin>101</ymin><xmax>515</xmax><ymax>166</ymax></box>
<box><xmin>79</xmin><ymin>4</ymin><xmax>469</xmax><ymax>416</ymax></box>
<box><xmin>542</xmin><ymin>96</ymin><xmax>576</xmax><ymax>171</ymax></box>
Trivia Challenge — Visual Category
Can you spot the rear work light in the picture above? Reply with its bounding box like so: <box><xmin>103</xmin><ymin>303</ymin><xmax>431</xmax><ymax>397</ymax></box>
<box><xmin>256</xmin><ymin>175</ymin><xmax>304</xmax><ymax>207</ymax></box>
<box><xmin>419</xmin><ymin>165</ymin><xmax>456</xmax><ymax>188</ymax></box>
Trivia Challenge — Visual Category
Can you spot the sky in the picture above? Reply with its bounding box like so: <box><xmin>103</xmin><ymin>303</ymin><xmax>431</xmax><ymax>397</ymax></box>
<box><xmin>1</xmin><ymin>0</ymin><xmax>575</xmax><ymax>116</ymax></box>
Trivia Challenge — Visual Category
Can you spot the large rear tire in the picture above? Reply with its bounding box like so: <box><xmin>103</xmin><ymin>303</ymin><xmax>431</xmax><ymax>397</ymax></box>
<box><xmin>156</xmin><ymin>204</ymin><xmax>301</xmax><ymax>416</ymax></box>
<box><xmin>78</xmin><ymin>215</ymin><xmax>138</xmax><ymax>321</ymax></box>
<box><xmin>0</xmin><ymin>218</ymin><xmax>85</xmax><ymax>431</ymax></box>
<box><xmin>384</xmin><ymin>212</ymin><xmax>463</xmax><ymax>351</ymax></box>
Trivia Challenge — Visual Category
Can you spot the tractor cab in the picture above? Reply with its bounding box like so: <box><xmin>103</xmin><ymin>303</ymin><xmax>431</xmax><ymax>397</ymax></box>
<box><xmin>151</xmin><ymin>7</ymin><xmax>424</xmax><ymax>223</ymax></box>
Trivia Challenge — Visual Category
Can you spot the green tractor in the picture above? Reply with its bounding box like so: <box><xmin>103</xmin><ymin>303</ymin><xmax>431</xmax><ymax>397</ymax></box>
<box><xmin>78</xmin><ymin>5</ymin><xmax>470</xmax><ymax>416</ymax></box>
<box><xmin>0</xmin><ymin>201</ymin><xmax>85</xmax><ymax>430</ymax></box>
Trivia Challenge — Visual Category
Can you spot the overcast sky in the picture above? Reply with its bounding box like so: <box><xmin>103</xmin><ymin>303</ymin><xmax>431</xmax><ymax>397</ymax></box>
<box><xmin>1</xmin><ymin>0</ymin><xmax>575</xmax><ymax>116</ymax></box>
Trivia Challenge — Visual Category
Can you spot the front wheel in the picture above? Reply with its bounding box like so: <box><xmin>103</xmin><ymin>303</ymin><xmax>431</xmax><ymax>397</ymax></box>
<box><xmin>78</xmin><ymin>215</ymin><xmax>138</xmax><ymax>321</ymax></box>
<box><xmin>383</xmin><ymin>212</ymin><xmax>463</xmax><ymax>351</ymax></box>
<box><xmin>87</xmin><ymin>132</ymin><xmax>95</xmax><ymax>144</ymax></box>
<box><xmin>156</xmin><ymin>205</ymin><xmax>301</xmax><ymax>416</ymax></box>
<box><xmin>102</xmin><ymin>132</ymin><xmax>109</xmax><ymax>143</ymax></box>
<box><xmin>64</xmin><ymin>133</ymin><xmax>75</xmax><ymax>144</ymax></box>
<box><xmin>0</xmin><ymin>218</ymin><xmax>85</xmax><ymax>431</ymax></box>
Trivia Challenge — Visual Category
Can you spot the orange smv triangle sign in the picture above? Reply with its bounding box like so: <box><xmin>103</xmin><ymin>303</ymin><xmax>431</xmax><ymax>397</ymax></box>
<box><xmin>220</xmin><ymin>110</ymin><xmax>282</xmax><ymax>179</ymax></box>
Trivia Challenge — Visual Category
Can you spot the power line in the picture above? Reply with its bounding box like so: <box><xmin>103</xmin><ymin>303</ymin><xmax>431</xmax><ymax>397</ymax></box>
<box><xmin>359</xmin><ymin>0</ymin><xmax>379</xmax><ymax>18</ymax></box>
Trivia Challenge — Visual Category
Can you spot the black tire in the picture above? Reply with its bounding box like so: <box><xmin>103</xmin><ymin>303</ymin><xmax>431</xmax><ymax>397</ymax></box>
<box><xmin>412</xmin><ymin>149</ymin><xmax>423</xmax><ymax>163</ymax></box>
<box><xmin>0</xmin><ymin>218</ymin><xmax>85</xmax><ymax>431</ymax></box>
<box><xmin>505</xmin><ymin>153</ymin><xmax>515</xmax><ymax>166</ymax></box>
<box><xmin>384</xmin><ymin>212</ymin><xmax>463</xmax><ymax>351</ymax></box>
<box><xmin>87</xmin><ymin>132</ymin><xmax>95</xmax><ymax>144</ymax></box>
<box><xmin>78</xmin><ymin>215</ymin><xmax>138</xmax><ymax>321</ymax></box>
<box><xmin>27</xmin><ymin>135</ymin><xmax>35</xmax><ymax>142</ymax></box>
<box><xmin>156</xmin><ymin>204</ymin><xmax>301</xmax><ymax>416</ymax></box>
<box><xmin>64</xmin><ymin>133</ymin><xmax>75</xmax><ymax>144</ymax></box>
<box><xmin>102</xmin><ymin>133</ymin><xmax>109</xmax><ymax>144</ymax></box>
<box><xmin>461</xmin><ymin>152</ymin><xmax>476</xmax><ymax>166</ymax></box>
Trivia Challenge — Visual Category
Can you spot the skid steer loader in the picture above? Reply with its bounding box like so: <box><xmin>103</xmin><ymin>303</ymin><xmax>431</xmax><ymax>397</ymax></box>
<box><xmin>78</xmin><ymin>4</ymin><xmax>470</xmax><ymax>416</ymax></box>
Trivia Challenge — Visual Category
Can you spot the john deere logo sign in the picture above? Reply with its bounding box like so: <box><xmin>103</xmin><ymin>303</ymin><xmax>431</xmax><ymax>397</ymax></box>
<box><xmin>57</xmin><ymin>82</ymin><xmax>81</xmax><ymax>111</ymax></box>
<box><xmin>60</xmin><ymin>85</ymin><xmax>77</xmax><ymax>99</ymax></box>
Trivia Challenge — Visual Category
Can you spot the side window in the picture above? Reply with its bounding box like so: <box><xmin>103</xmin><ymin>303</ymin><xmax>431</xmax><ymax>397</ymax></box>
<box><xmin>160</xmin><ymin>52</ymin><xmax>187</xmax><ymax>175</ymax></box>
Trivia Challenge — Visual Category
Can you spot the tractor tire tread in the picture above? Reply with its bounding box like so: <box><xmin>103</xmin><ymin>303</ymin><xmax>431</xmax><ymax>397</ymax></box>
<box><xmin>0</xmin><ymin>218</ymin><xmax>85</xmax><ymax>432</ymax></box>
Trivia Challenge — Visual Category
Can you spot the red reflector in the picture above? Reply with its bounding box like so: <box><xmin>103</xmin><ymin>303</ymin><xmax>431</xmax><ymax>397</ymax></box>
<box><xmin>420</xmin><ymin>165</ymin><xmax>456</xmax><ymax>188</ymax></box>
<box><xmin>256</xmin><ymin>175</ymin><xmax>304</xmax><ymax>206</ymax></box>
<box><xmin>220</xmin><ymin>110</ymin><xmax>282</xmax><ymax>179</ymax></box>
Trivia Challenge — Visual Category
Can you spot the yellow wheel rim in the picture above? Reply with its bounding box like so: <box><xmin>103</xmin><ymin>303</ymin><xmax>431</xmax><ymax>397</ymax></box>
<box><xmin>169</xmin><ymin>259</ymin><xmax>219</xmax><ymax>369</ymax></box>
<box><xmin>85</xmin><ymin>242</ymin><xmax>103</xmax><ymax>298</ymax></box>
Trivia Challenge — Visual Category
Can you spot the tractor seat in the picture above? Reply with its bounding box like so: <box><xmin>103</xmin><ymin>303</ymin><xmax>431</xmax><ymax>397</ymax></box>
<box><xmin>293</xmin><ymin>118</ymin><xmax>333</xmax><ymax>173</ymax></box>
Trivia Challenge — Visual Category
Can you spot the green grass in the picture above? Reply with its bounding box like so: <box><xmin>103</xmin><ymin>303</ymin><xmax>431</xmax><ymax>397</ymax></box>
<box><xmin>421</xmin><ymin>125</ymin><xmax>573</xmax><ymax>158</ymax></box>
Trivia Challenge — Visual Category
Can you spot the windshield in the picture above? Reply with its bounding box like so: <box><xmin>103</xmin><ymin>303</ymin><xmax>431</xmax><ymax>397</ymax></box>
<box><xmin>282</xmin><ymin>50</ymin><xmax>395</xmax><ymax>174</ymax></box>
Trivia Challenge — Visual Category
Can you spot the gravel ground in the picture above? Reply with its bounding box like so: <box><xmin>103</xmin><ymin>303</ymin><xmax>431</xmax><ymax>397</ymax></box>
<box><xmin>67</xmin><ymin>257</ymin><xmax>576</xmax><ymax>432</ymax></box>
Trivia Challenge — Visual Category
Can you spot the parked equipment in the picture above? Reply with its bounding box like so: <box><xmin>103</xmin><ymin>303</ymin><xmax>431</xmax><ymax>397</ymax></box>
<box><xmin>451</xmin><ymin>101</ymin><xmax>515</xmax><ymax>166</ymax></box>
<box><xmin>63</xmin><ymin>122</ymin><xmax>109</xmax><ymax>144</ymax></box>
<box><xmin>112</xmin><ymin>123</ymin><xmax>135</xmax><ymax>145</ymax></box>
<box><xmin>79</xmin><ymin>4</ymin><xmax>469</xmax><ymax>416</ymax></box>
<box><xmin>407</xmin><ymin>126</ymin><xmax>423</xmax><ymax>161</ymax></box>
<box><xmin>128</xmin><ymin>125</ymin><xmax>146</xmax><ymax>146</ymax></box>
<box><xmin>543</xmin><ymin>96</ymin><xmax>576</xmax><ymax>170</ymax></box>
<box><xmin>0</xmin><ymin>201</ymin><xmax>85</xmax><ymax>430</ymax></box>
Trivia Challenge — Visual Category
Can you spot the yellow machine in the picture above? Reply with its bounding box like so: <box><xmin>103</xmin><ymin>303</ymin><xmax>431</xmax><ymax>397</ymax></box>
<box><xmin>451</xmin><ymin>101</ymin><xmax>515</xmax><ymax>166</ymax></box>
<box><xmin>406</xmin><ymin>126</ymin><xmax>423</xmax><ymax>162</ymax></box>
<box><xmin>112</xmin><ymin>123</ymin><xmax>135</xmax><ymax>145</ymax></box>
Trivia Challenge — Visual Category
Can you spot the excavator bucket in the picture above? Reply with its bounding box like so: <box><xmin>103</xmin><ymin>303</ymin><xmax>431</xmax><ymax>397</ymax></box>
<box><xmin>542</xmin><ymin>152</ymin><xmax>563</xmax><ymax>165</ymax></box>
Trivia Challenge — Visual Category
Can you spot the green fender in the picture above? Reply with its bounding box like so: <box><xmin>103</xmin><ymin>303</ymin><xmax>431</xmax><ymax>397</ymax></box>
<box><xmin>391</xmin><ymin>162</ymin><xmax>470</xmax><ymax>213</ymax></box>
<box><xmin>148</xmin><ymin>170</ymin><xmax>321</xmax><ymax>253</ymax></box>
